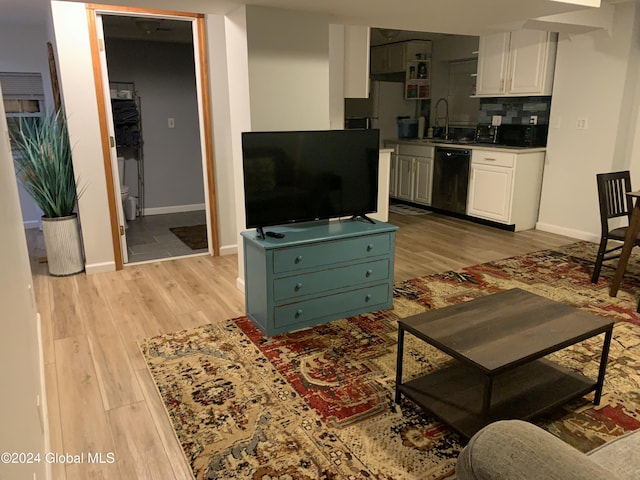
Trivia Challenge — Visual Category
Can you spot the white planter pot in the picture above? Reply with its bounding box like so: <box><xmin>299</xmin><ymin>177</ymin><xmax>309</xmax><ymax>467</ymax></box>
<box><xmin>42</xmin><ymin>214</ymin><xmax>84</xmax><ymax>276</ymax></box>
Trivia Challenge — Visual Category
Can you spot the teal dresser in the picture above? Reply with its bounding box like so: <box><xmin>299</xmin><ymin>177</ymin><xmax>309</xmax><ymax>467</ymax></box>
<box><xmin>241</xmin><ymin>219</ymin><xmax>398</xmax><ymax>336</ymax></box>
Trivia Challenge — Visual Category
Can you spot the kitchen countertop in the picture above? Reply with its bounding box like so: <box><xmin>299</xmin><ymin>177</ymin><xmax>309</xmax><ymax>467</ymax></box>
<box><xmin>385</xmin><ymin>138</ymin><xmax>547</xmax><ymax>154</ymax></box>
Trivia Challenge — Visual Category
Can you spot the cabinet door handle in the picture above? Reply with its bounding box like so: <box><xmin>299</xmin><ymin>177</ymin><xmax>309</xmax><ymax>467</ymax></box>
<box><xmin>484</xmin><ymin>157</ymin><xmax>497</xmax><ymax>161</ymax></box>
<box><xmin>295</xmin><ymin>283</ymin><xmax>303</xmax><ymax>291</ymax></box>
<box><xmin>295</xmin><ymin>309</ymin><xmax>303</xmax><ymax>318</ymax></box>
<box><xmin>365</xmin><ymin>269</ymin><xmax>373</xmax><ymax>278</ymax></box>
<box><xmin>295</xmin><ymin>255</ymin><xmax>303</xmax><ymax>264</ymax></box>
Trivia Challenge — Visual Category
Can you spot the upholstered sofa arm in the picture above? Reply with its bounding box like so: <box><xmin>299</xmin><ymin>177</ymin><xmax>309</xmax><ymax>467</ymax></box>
<box><xmin>456</xmin><ymin>420</ymin><xmax>619</xmax><ymax>480</ymax></box>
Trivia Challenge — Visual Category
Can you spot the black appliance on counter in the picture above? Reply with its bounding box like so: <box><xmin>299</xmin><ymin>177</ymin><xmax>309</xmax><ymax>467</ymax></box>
<box><xmin>475</xmin><ymin>124</ymin><xmax>548</xmax><ymax>147</ymax></box>
<box><xmin>432</xmin><ymin>147</ymin><xmax>471</xmax><ymax>215</ymax></box>
<box><xmin>475</xmin><ymin>124</ymin><xmax>499</xmax><ymax>144</ymax></box>
<box><xmin>499</xmin><ymin>124</ymin><xmax>548</xmax><ymax>147</ymax></box>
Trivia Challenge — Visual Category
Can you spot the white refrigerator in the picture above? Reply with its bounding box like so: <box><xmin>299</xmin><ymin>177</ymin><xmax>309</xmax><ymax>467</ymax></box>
<box><xmin>370</xmin><ymin>81</ymin><xmax>417</xmax><ymax>146</ymax></box>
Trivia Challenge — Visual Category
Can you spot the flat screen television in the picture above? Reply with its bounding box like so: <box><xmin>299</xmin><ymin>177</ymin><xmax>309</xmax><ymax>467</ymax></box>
<box><xmin>242</xmin><ymin>129</ymin><xmax>380</xmax><ymax>236</ymax></box>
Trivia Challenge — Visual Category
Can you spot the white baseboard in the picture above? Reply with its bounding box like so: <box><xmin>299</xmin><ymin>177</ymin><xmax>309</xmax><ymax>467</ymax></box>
<box><xmin>85</xmin><ymin>261</ymin><xmax>116</xmax><ymax>274</ymax></box>
<box><xmin>535</xmin><ymin>222</ymin><xmax>599</xmax><ymax>243</ymax></box>
<box><xmin>23</xmin><ymin>220</ymin><xmax>40</xmax><ymax>229</ymax></box>
<box><xmin>236</xmin><ymin>276</ymin><xmax>245</xmax><ymax>293</ymax></box>
<box><xmin>36</xmin><ymin>313</ymin><xmax>53</xmax><ymax>480</ymax></box>
<box><xmin>219</xmin><ymin>244</ymin><xmax>237</xmax><ymax>256</ymax></box>
<box><xmin>143</xmin><ymin>203</ymin><xmax>206</xmax><ymax>216</ymax></box>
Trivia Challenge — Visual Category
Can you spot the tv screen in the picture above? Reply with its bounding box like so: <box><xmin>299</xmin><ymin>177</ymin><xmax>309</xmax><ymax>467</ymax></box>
<box><xmin>242</xmin><ymin>129</ymin><xmax>380</xmax><ymax>229</ymax></box>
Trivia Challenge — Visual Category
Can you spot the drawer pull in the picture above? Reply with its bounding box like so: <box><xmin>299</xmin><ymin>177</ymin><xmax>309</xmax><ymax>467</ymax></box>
<box><xmin>367</xmin><ymin>244</ymin><xmax>374</xmax><ymax>252</ymax></box>
<box><xmin>295</xmin><ymin>283</ymin><xmax>303</xmax><ymax>291</ymax></box>
<box><xmin>295</xmin><ymin>255</ymin><xmax>303</xmax><ymax>264</ymax></box>
<box><xmin>365</xmin><ymin>294</ymin><xmax>372</xmax><ymax>302</ymax></box>
<box><xmin>295</xmin><ymin>309</ymin><xmax>303</xmax><ymax>318</ymax></box>
<box><xmin>484</xmin><ymin>157</ymin><xmax>497</xmax><ymax>161</ymax></box>
<box><xmin>365</xmin><ymin>269</ymin><xmax>373</xmax><ymax>277</ymax></box>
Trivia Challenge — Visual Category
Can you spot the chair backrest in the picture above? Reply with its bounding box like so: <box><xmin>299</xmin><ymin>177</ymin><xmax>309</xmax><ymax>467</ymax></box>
<box><xmin>596</xmin><ymin>171</ymin><xmax>633</xmax><ymax>228</ymax></box>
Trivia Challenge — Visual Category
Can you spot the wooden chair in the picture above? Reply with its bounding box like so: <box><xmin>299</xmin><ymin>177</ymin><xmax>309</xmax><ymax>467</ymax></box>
<box><xmin>592</xmin><ymin>170</ymin><xmax>640</xmax><ymax>283</ymax></box>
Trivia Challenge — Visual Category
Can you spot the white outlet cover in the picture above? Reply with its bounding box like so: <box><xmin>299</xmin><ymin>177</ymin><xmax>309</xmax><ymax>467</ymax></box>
<box><xmin>491</xmin><ymin>115</ymin><xmax>502</xmax><ymax>126</ymax></box>
<box><xmin>576</xmin><ymin>117</ymin><xmax>588</xmax><ymax>129</ymax></box>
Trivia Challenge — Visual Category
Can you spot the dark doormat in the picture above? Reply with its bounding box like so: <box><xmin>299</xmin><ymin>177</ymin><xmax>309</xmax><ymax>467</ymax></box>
<box><xmin>169</xmin><ymin>224</ymin><xmax>208</xmax><ymax>250</ymax></box>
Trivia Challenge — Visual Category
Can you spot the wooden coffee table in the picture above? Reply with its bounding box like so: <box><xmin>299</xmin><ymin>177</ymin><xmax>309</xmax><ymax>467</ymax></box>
<box><xmin>395</xmin><ymin>288</ymin><xmax>614</xmax><ymax>438</ymax></box>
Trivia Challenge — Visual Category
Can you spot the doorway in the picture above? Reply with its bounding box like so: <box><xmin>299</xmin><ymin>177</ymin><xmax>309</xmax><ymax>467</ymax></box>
<box><xmin>87</xmin><ymin>5</ymin><xmax>219</xmax><ymax>268</ymax></box>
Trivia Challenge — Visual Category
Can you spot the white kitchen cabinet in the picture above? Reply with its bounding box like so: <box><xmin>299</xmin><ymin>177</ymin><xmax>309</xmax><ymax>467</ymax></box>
<box><xmin>468</xmin><ymin>163</ymin><xmax>514</xmax><ymax>222</ymax></box>
<box><xmin>389</xmin><ymin>151</ymin><xmax>399</xmax><ymax>198</ymax></box>
<box><xmin>475</xmin><ymin>30</ymin><xmax>557</xmax><ymax>97</ymax></box>
<box><xmin>467</xmin><ymin>149</ymin><xmax>545</xmax><ymax>231</ymax></box>
<box><xmin>370</xmin><ymin>45</ymin><xmax>390</xmax><ymax>75</ymax></box>
<box><xmin>396</xmin><ymin>155</ymin><xmax>414</xmax><ymax>200</ymax></box>
<box><xmin>412</xmin><ymin>156</ymin><xmax>432</xmax><ymax>204</ymax></box>
<box><xmin>388</xmin><ymin>143</ymin><xmax>433</xmax><ymax>205</ymax></box>
<box><xmin>475</xmin><ymin>33</ymin><xmax>510</xmax><ymax>96</ymax></box>
<box><xmin>371</xmin><ymin>40</ymin><xmax>431</xmax><ymax>75</ymax></box>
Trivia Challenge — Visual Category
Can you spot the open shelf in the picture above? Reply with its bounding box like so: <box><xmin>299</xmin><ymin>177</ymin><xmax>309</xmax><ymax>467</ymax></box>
<box><xmin>397</xmin><ymin>358</ymin><xmax>596</xmax><ymax>438</ymax></box>
<box><xmin>405</xmin><ymin>59</ymin><xmax>430</xmax><ymax>100</ymax></box>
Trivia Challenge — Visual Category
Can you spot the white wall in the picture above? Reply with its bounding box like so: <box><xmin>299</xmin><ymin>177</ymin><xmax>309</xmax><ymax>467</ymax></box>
<box><xmin>246</xmin><ymin>6</ymin><xmax>330</xmax><ymax>131</ymax></box>
<box><xmin>50</xmin><ymin>2</ymin><xmax>242</xmax><ymax>269</ymax></box>
<box><xmin>0</xmin><ymin>86</ymin><xmax>48</xmax><ymax>480</ymax></box>
<box><xmin>207</xmin><ymin>14</ymin><xmax>239</xmax><ymax>255</ymax></box>
<box><xmin>328</xmin><ymin>24</ymin><xmax>346</xmax><ymax>130</ymax></box>
<box><xmin>537</xmin><ymin>1</ymin><xmax>640</xmax><ymax>240</ymax></box>
<box><xmin>225</xmin><ymin>5</ymin><xmax>253</xmax><ymax>289</ymax></box>
<box><xmin>0</xmin><ymin>21</ymin><xmax>55</xmax><ymax>228</ymax></box>
<box><xmin>51</xmin><ymin>1</ymin><xmax>116</xmax><ymax>274</ymax></box>
<box><xmin>105</xmin><ymin>38</ymin><xmax>205</xmax><ymax>212</ymax></box>
<box><xmin>226</xmin><ymin>6</ymin><xmax>333</xmax><ymax>288</ymax></box>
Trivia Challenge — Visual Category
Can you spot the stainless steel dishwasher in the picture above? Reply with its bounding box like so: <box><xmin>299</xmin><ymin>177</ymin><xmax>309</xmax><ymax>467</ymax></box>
<box><xmin>432</xmin><ymin>147</ymin><xmax>471</xmax><ymax>214</ymax></box>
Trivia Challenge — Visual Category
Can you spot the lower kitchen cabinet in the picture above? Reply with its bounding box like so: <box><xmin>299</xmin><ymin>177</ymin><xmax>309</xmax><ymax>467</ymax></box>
<box><xmin>389</xmin><ymin>152</ymin><xmax>399</xmax><ymax>197</ymax></box>
<box><xmin>388</xmin><ymin>143</ymin><xmax>434</xmax><ymax>205</ymax></box>
<box><xmin>467</xmin><ymin>149</ymin><xmax>545</xmax><ymax>231</ymax></box>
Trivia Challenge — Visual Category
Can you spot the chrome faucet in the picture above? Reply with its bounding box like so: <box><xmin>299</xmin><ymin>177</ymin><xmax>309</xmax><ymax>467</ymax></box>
<box><xmin>434</xmin><ymin>97</ymin><xmax>449</xmax><ymax>140</ymax></box>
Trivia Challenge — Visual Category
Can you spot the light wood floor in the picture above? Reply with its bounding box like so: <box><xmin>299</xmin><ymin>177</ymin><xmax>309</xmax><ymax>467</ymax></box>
<box><xmin>29</xmin><ymin>212</ymin><xmax>576</xmax><ymax>480</ymax></box>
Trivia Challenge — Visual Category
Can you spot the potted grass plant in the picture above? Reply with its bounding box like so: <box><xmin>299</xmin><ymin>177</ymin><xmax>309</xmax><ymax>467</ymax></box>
<box><xmin>11</xmin><ymin>109</ymin><xmax>84</xmax><ymax>276</ymax></box>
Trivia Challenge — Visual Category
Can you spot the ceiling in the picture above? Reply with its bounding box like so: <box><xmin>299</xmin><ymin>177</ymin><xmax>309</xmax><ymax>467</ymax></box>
<box><xmin>101</xmin><ymin>15</ymin><xmax>194</xmax><ymax>43</ymax></box>
<box><xmin>2</xmin><ymin>0</ymin><xmax>608</xmax><ymax>37</ymax></box>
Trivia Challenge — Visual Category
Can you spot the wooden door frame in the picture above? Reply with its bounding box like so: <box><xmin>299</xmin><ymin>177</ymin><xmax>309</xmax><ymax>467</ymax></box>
<box><xmin>86</xmin><ymin>4</ymin><xmax>220</xmax><ymax>270</ymax></box>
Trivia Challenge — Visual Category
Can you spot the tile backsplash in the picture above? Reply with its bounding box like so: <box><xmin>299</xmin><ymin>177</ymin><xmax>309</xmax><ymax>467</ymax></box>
<box><xmin>478</xmin><ymin>96</ymin><xmax>551</xmax><ymax>125</ymax></box>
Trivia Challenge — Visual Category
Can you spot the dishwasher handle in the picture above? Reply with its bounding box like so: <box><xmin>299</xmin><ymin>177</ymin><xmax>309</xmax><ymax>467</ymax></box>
<box><xmin>436</xmin><ymin>147</ymin><xmax>471</xmax><ymax>157</ymax></box>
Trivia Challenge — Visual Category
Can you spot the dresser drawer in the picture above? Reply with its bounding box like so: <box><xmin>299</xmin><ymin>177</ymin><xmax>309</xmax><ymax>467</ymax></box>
<box><xmin>471</xmin><ymin>150</ymin><xmax>515</xmax><ymax>168</ymax></box>
<box><xmin>274</xmin><ymin>284</ymin><xmax>391</xmax><ymax>329</ymax></box>
<box><xmin>273</xmin><ymin>234</ymin><xmax>391</xmax><ymax>273</ymax></box>
<box><xmin>273</xmin><ymin>259</ymin><xmax>390</xmax><ymax>301</ymax></box>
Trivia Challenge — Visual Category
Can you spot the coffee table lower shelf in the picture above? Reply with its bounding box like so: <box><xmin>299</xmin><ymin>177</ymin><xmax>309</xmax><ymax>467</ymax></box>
<box><xmin>396</xmin><ymin>358</ymin><xmax>596</xmax><ymax>438</ymax></box>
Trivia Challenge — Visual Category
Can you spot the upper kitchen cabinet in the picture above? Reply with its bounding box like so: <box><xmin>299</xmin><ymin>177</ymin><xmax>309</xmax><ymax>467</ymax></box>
<box><xmin>370</xmin><ymin>40</ymin><xmax>431</xmax><ymax>75</ymax></box>
<box><xmin>475</xmin><ymin>30</ymin><xmax>558</xmax><ymax>97</ymax></box>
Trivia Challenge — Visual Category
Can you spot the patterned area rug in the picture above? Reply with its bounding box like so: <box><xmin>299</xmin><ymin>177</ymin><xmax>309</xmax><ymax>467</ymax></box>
<box><xmin>169</xmin><ymin>224</ymin><xmax>208</xmax><ymax>250</ymax></box>
<box><xmin>139</xmin><ymin>241</ymin><xmax>640</xmax><ymax>480</ymax></box>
